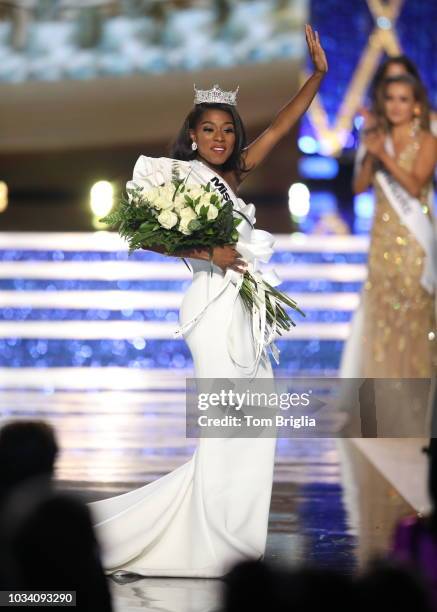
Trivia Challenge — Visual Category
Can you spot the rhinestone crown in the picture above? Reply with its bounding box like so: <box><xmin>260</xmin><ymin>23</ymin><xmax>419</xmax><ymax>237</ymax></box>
<box><xmin>194</xmin><ymin>83</ymin><xmax>239</xmax><ymax>106</ymax></box>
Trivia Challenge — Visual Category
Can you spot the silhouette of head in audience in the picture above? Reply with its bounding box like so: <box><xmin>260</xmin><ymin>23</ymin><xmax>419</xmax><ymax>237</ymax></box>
<box><xmin>224</xmin><ymin>559</ymin><xmax>433</xmax><ymax>612</ymax></box>
<box><xmin>0</xmin><ymin>481</ymin><xmax>112</xmax><ymax>611</ymax></box>
<box><xmin>0</xmin><ymin>420</ymin><xmax>58</xmax><ymax>507</ymax></box>
<box><xmin>0</xmin><ymin>421</ymin><xmax>112</xmax><ymax>610</ymax></box>
<box><xmin>357</xmin><ymin>560</ymin><xmax>433</xmax><ymax>612</ymax></box>
<box><xmin>224</xmin><ymin>560</ymin><xmax>355</xmax><ymax>612</ymax></box>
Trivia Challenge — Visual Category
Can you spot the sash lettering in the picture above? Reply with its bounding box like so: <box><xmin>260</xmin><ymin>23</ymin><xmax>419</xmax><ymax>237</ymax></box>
<box><xmin>210</xmin><ymin>176</ymin><xmax>230</xmax><ymax>201</ymax></box>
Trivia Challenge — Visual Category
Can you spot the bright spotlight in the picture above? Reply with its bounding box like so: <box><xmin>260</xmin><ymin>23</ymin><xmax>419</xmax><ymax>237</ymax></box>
<box><xmin>298</xmin><ymin>135</ymin><xmax>319</xmax><ymax>155</ymax></box>
<box><xmin>90</xmin><ymin>181</ymin><xmax>114</xmax><ymax>217</ymax></box>
<box><xmin>0</xmin><ymin>181</ymin><xmax>8</xmax><ymax>213</ymax></box>
<box><xmin>288</xmin><ymin>182</ymin><xmax>310</xmax><ymax>218</ymax></box>
<box><xmin>354</xmin><ymin>115</ymin><xmax>364</xmax><ymax>130</ymax></box>
<box><xmin>354</xmin><ymin>191</ymin><xmax>374</xmax><ymax>219</ymax></box>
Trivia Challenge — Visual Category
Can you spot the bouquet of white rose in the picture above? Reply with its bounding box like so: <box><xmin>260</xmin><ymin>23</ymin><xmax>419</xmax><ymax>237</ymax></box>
<box><xmin>101</xmin><ymin>167</ymin><xmax>304</xmax><ymax>346</ymax></box>
<box><xmin>101</xmin><ymin>167</ymin><xmax>240</xmax><ymax>255</ymax></box>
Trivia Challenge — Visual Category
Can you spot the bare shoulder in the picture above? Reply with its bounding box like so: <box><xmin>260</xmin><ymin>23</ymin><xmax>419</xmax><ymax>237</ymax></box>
<box><xmin>414</xmin><ymin>131</ymin><xmax>437</xmax><ymax>177</ymax></box>
<box><xmin>419</xmin><ymin>130</ymin><xmax>437</xmax><ymax>152</ymax></box>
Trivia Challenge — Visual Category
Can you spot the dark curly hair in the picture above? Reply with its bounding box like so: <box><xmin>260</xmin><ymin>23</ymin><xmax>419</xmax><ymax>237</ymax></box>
<box><xmin>170</xmin><ymin>103</ymin><xmax>248</xmax><ymax>176</ymax></box>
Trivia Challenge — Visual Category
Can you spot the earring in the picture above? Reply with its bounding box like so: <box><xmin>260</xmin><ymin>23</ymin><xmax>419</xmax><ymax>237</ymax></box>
<box><xmin>191</xmin><ymin>141</ymin><xmax>198</xmax><ymax>151</ymax></box>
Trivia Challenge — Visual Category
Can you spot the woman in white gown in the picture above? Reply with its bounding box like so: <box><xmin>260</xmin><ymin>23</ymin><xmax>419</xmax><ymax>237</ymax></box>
<box><xmin>89</xmin><ymin>25</ymin><xmax>328</xmax><ymax>578</ymax></box>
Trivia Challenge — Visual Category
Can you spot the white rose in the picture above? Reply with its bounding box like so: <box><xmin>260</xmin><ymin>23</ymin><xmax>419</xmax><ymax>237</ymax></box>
<box><xmin>175</xmin><ymin>205</ymin><xmax>189</xmax><ymax>218</ymax></box>
<box><xmin>166</xmin><ymin>184</ymin><xmax>180</xmax><ymax>200</ymax></box>
<box><xmin>186</xmin><ymin>186</ymin><xmax>205</xmax><ymax>202</ymax></box>
<box><xmin>152</xmin><ymin>185</ymin><xmax>176</xmax><ymax>210</ymax></box>
<box><xmin>155</xmin><ymin>196</ymin><xmax>175</xmax><ymax>211</ymax></box>
<box><xmin>178</xmin><ymin>207</ymin><xmax>198</xmax><ymax>235</ymax></box>
<box><xmin>134</xmin><ymin>186</ymin><xmax>158</xmax><ymax>207</ymax></box>
<box><xmin>179</xmin><ymin>221</ymin><xmax>192</xmax><ymax>235</ymax></box>
<box><xmin>206</xmin><ymin>205</ymin><xmax>218</xmax><ymax>221</ymax></box>
<box><xmin>157</xmin><ymin>209</ymin><xmax>178</xmax><ymax>229</ymax></box>
<box><xmin>173</xmin><ymin>193</ymin><xmax>187</xmax><ymax>212</ymax></box>
<box><xmin>142</xmin><ymin>185</ymin><xmax>160</xmax><ymax>200</ymax></box>
<box><xmin>194</xmin><ymin>195</ymin><xmax>219</xmax><ymax>221</ymax></box>
<box><xmin>179</xmin><ymin>207</ymin><xmax>197</xmax><ymax>220</ymax></box>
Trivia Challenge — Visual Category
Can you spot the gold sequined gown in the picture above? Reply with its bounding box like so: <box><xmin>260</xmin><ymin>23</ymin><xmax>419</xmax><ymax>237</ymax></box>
<box><xmin>361</xmin><ymin>140</ymin><xmax>435</xmax><ymax>377</ymax></box>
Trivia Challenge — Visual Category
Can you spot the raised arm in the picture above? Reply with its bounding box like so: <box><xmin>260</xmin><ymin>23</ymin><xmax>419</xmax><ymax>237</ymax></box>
<box><xmin>353</xmin><ymin>150</ymin><xmax>376</xmax><ymax>194</ymax></box>
<box><xmin>241</xmin><ymin>25</ymin><xmax>328</xmax><ymax>175</ymax></box>
<box><xmin>378</xmin><ymin>133</ymin><xmax>437</xmax><ymax>197</ymax></box>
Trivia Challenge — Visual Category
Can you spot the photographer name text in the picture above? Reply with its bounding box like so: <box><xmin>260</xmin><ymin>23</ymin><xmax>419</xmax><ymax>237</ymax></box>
<box><xmin>198</xmin><ymin>415</ymin><xmax>316</xmax><ymax>429</ymax></box>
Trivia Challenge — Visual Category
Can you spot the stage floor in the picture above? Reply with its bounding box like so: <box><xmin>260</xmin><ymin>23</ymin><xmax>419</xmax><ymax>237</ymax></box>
<box><xmin>0</xmin><ymin>233</ymin><xmax>427</xmax><ymax>611</ymax></box>
<box><xmin>39</xmin><ymin>380</ymin><xmax>424</xmax><ymax>611</ymax></box>
<box><xmin>7</xmin><ymin>379</ymin><xmax>416</xmax><ymax>611</ymax></box>
<box><xmin>63</xmin><ymin>437</ymin><xmax>413</xmax><ymax>612</ymax></box>
<box><xmin>40</xmin><ymin>381</ymin><xmax>417</xmax><ymax>612</ymax></box>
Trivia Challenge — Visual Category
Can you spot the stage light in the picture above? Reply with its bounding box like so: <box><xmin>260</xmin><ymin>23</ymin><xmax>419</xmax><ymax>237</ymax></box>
<box><xmin>291</xmin><ymin>232</ymin><xmax>306</xmax><ymax>242</ymax></box>
<box><xmin>298</xmin><ymin>135</ymin><xmax>319</xmax><ymax>155</ymax></box>
<box><xmin>354</xmin><ymin>191</ymin><xmax>374</xmax><ymax>219</ymax></box>
<box><xmin>91</xmin><ymin>216</ymin><xmax>108</xmax><ymax>230</ymax></box>
<box><xmin>377</xmin><ymin>16</ymin><xmax>392</xmax><ymax>30</ymax></box>
<box><xmin>90</xmin><ymin>181</ymin><xmax>114</xmax><ymax>217</ymax></box>
<box><xmin>319</xmin><ymin>133</ymin><xmax>342</xmax><ymax>157</ymax></box>
<box><xmin>344</xmin><ymin>133</ymin><xmax>356</xmax><ymax>149</ymax></box>
<box><xmin>288</xmin><ymin>183</ymin><xmax>310</xmax><ymax>218</ymax></box>
<box><xmin>298</xmin><ymin>156</ymin><xmax>339</xmax><ymax>180</ymax></box>
<box><xmin>0</xmin><ymin>181</ymin><xmax>8</xmax><ymax>212</ymax></box>
<box><xmin>354</xmin><ymin>115</ymin><xmax>364</xmax><ymax>130</ymax></box>
<box><xmin>309</xmin><ymin>192</ymin><xmax>338</xmax><ymax>214</ymax></box>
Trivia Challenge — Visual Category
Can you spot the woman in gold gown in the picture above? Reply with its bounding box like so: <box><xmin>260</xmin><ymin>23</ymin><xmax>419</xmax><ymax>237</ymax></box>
<box><xmin>337</xmin><ymin>75</ymin><xmax>436</xmax><ymax>561</ymax></box>
<box><xmin>347</xmin><ymin>74</ymin><xmax>436</xmax><ymax>378</ymax></box>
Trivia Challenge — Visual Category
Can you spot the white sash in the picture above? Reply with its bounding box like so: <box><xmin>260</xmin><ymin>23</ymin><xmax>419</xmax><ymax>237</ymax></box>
<box><xmin>375</xmin><ymin>138</ymin><xmax>436</xmax><ymax>294</ymax></box>
<box><xmin>171</xmin><ymin>159</ymin><xmax>282</xmax><ymax>377</ymax></box>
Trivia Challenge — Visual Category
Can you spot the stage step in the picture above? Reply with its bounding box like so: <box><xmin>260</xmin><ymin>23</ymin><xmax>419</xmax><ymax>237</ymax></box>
<box><xmin>0</xmin><ymin>232</ymin><xmax>367</xmax><ymax>388</ymax></box>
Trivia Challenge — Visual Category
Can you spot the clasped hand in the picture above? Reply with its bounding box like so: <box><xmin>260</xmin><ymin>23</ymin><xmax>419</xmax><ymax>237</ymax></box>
<box><xmin>363</xmin><ymin>130</ymin><xmax>385</xmax><ymax>158</ymax></box>
<box><xmin>212</xmin><ymin>244</ymin><xmax>247</xmax><ymax>273</ymax></box>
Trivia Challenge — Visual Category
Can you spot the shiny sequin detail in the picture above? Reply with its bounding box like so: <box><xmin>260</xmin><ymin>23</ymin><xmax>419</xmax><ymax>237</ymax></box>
<box><xmin>362</xmin><ymin>138</ymin><xmax>436</xmax><ymax>376</ymax></box>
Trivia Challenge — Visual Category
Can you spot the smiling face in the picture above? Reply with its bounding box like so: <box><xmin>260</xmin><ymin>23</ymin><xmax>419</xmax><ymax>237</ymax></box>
<box><xmin>384</xmin><ymin>81</ymin><xmax>418</xmax><ymax>126</ymax></box>
<box><xmin>189</xmin><ymin>109</ymin><xmax>236</xmax><ymax>167</ymax></box>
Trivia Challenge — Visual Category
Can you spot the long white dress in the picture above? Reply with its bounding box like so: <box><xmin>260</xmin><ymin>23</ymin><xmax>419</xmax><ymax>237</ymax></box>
<box><xmin>89</xmin><ymin>156</ymin><xmax>277</xmax><ymax>578</ymax></box>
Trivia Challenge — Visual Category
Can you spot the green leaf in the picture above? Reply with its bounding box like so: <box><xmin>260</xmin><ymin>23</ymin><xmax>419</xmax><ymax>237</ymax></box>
<box><xmin>188</xmin><ymin>219</ymin><xmax>201</xmax><ymax>231</ymax></box>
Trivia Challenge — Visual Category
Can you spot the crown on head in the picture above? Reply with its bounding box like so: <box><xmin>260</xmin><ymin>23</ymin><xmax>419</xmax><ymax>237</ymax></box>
<box><xmin>194</xmin><ymin>83</ymin><xmax>239</xmax><ymax>106</ymax></box>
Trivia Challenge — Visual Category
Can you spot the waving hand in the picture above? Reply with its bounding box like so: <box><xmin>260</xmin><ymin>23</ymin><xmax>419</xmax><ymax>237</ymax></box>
<box><xmin>241</xmin><ymin>25</ymin><xmax>327</xmax><ymax>178</ymax></box>
<box><xmin>305</xmin><ymin>24</ymin><xmax>328</xmax><ymax>75</ymax></box>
